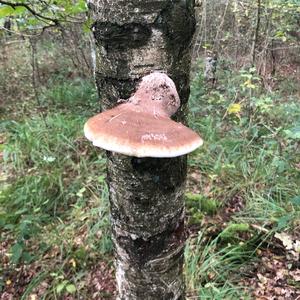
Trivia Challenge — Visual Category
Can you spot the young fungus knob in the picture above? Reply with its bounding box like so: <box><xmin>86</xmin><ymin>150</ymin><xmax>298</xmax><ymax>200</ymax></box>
<box><xmin>84</xmin><ymin>72</ymin><xmax>203</xmax><ymax>158</ymax></box>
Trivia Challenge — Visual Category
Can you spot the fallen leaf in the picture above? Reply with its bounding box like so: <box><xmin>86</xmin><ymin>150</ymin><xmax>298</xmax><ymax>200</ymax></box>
<box><xmin>290</xmin><ymin>270</ymin><xmax>300</xmax><ymax>282</ymax></box>
<box><xmin>275</xmin><ymin>232</ymin><xmax>293</xmax><ymax>250</ymax></box>
<box><xmin>257</xmin><ymin>273</ymin><xmax>268</xmax><ymax>284</ymax></box>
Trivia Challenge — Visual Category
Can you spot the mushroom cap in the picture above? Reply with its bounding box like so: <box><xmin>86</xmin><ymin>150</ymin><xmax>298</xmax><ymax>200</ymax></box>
<box><xmin>84</xmin><ymin>103</ymin><xmax>203</xmax><ymax>158</ymax></box>
<box><xmin>130</xmin><ymin>72</ymin><xmax>180</xmax><ymax>117</ymax></box>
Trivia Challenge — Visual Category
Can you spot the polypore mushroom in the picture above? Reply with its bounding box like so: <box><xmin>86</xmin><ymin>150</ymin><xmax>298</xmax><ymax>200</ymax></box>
<box><xmin>84</xmin><ymin>72</ymin><xmax>203</xmax><ymax>158</ymax></box>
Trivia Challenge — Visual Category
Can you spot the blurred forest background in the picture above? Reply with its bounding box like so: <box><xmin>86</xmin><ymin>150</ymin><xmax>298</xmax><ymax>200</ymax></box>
<box><xmin>0</xmin><ymin>0</ymin><xmax>299</xmax><ymax>299</ymax></box>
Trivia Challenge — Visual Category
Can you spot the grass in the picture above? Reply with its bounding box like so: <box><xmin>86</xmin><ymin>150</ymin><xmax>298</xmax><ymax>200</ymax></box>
<box><xmin>0</xmin><ymin>55</ymin><xmax>113</xmax><ymax>297</ymax></box>
<box><xmin>184</xmin><ymin>60</ymin><xmax>300</xmax><ymax>298</ymax></box>
<box><xmin>40</xmin><ymin>77</ymin><xmax>98</xmax><ymax>114</ymax></box>
<box><xmin>1</xmin><ymin>108</ymin><xmax>113</xmax><ymax>297</ymax></box>
<box><xmin>0</xmin><ymin>43</ymin><xmax>299</xmax><ymax>299</ymax></box>
<box><xmin>185</xmin><ymin>233</ymin><xmax>254</xmax><ymax>299</ymax></box>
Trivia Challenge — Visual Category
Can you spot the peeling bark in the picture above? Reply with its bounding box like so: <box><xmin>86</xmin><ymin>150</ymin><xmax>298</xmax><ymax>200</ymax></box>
<box><xmin>88</xmin><ymin>1</ymin><xmax>195</xmax><ymax>299</ymax></box>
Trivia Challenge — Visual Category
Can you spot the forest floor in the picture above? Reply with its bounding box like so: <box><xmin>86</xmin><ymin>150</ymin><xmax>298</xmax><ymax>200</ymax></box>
<box><xmin>0</xmin><ymin>39</ymin><xmax>300</xmax><ymax>300</ymax></box>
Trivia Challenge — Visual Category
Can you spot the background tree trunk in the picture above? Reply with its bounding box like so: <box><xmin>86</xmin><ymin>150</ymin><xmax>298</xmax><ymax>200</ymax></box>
<box><xmin>88</xmin><ymin>1</ymin><xmax>196</xmax><ymax>299</ymax></box>
<box><xmin>250</xmin><ymin>0</ymin><xmax>261</xmax><ymax>66</ymax></box>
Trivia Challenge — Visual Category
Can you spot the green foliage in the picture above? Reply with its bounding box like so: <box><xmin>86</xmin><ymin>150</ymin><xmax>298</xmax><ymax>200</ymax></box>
<box><xmin>0</xmin><ymin>72</ymin><xmax>114</xmax><ymax>299</ymax></box>
<box><xmin>219</xmin><ymin>223</ymin><xmax>250</xmax><ymax>241</ymax></box>
<box><xmin>41</xmin><ymin>78</ymin><xmax>98</xmax><ymax>114</ymax></box>
<box><xmin>185</xmin><ymin>58</ymin><xmax>300</xmax><ymax>296</ymax></box>
<box><xmin>185</xmin><ymin>193</ymin><xmax>219</xmax><ymax>215</ymax></box>
<box><xmin>185</xmin><ymin>232</ymin><xmax>253</xmax><ymax>299</ymax></box>
<box><xmin>267</xmin><ymin>0</ymin><xmax>300</xmax><ymax>41</ymax></box>
<box><xmin>56</xmin><ymin>280</ymin><xmax>76</xmax><ymax>294</ymax></box>
<box><xmin>0</xmin><ymin>69</ymin><xmax>112</xmax><ymax>277</ymax></box>
<box><xmin>0</xmin><ymin>5</ymin><xmax>26</xmax><ymax>17</ymax></box>
<box><xmin>0</xmin><ymin>0</ymin><xmax>88</xmax><ymax>30</ymax></box>
<box><xmin>284</xmin><ymin>125</ymin><xmax>300</xmax><ymax>140</ymax></box>
<box><xmin>3</xmin><ymin>114</ymin><xmax>84</xmax><ymax>171</ymax></box>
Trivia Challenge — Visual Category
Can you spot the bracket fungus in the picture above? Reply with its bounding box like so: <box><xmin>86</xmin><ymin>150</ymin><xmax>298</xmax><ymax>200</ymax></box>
<box><xmin>84</xmin><ymin>72</ymin><xmax>203</xmax><ymax>158</ymax></box>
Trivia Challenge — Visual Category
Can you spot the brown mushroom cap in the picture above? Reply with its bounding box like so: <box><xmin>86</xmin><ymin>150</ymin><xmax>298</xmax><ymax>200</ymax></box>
<box><xmin>84</xmin><ymin>72</ymin><xmax>203</xmax><ymax>158</ymax></box>
<box><xmin>84</xmin><ymin>102</ymin><xmax>203</xmax><ymax>158</ymax></box>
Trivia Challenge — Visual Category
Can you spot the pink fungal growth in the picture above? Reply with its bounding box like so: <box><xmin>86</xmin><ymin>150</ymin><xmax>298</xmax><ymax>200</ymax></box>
<box><xmin>129</xmin><ymin>72</ymin><xmax>180</xmax><ymax>117</ymax></box>
<box><xmin>84</xmin><ymin>72</ymin><xmax>203</xmax><ymax>158</ymax></box>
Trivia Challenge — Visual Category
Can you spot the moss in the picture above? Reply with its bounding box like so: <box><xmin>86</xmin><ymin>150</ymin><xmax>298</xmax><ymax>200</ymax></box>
<box><xmin>187</xmin><ymin>210</ymin><xmax>204</xmax><ymax>225</ymax></box>
<box><xmin>219</xmin><ymin>223</ymin><xmax>250</xmax><ymax>241</ymax></box>
<box><xmin>185</xmin><ymin>193</ymin><xmax>219</xmax><ymax>216</ymax></box>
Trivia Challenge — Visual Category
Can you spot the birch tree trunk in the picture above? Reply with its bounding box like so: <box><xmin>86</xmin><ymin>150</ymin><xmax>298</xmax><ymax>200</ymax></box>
<box><xmin>87</xmin><ymin>1</ymin><xmax>196</xmax><ymax>299</ymax></box>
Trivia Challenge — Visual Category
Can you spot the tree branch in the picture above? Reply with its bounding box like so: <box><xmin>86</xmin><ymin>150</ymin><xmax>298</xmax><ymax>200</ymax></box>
<box><xmin>0</xmin><ymin>0</ymin><xmax>60</xmax><ymax>25</ymax></box>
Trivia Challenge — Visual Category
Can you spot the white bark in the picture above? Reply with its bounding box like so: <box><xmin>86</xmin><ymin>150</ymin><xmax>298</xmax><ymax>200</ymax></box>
<box><xmin>88</xmin><ymin>1</ymin><xmax>196</xmax><ymax>299</ymax></box>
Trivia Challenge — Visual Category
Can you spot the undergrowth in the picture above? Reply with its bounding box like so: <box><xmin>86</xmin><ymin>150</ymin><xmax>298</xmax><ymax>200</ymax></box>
<box><xmin>0</xmin><ymin>68</ymin><xmax>113</xmax><ymax>297</ymax></box>
<box><xmin>185</xmin><ymin>60</ymin><xmax>300</xmax><ymax>298</ymax></box>
<box><xmin>0</xmin><ymin>49</ymin><xmax>299</xmax><ymax>298</ymax></box>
